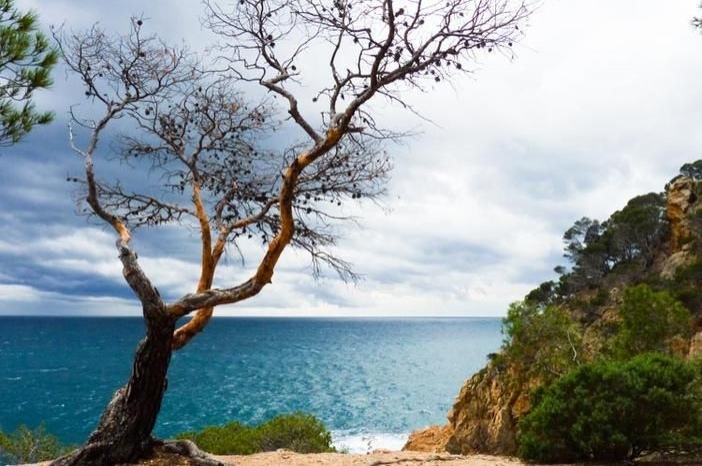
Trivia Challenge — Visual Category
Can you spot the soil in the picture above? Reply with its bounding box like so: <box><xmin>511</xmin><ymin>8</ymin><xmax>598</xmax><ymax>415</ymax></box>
<box><xmin>23</xmin><ymin>451</ymin><xmax>525</xmax><ymax>466</ymax></box>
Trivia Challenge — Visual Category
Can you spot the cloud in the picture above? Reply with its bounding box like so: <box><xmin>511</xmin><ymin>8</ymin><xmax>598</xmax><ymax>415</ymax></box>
<box><xmin>2</xmin><ymin>0</ymin><xmax>702</xmax><ymax>317</ymax></box>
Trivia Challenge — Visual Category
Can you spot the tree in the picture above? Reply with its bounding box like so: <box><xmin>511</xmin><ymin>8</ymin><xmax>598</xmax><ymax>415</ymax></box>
<box><xmin>561</xmin><ymin>217</ymin><xmax>610</xmax><ymax>287</ymax></box>
<box><xmin>560</xmin><ymin>193</ymin><xmax>667</xmax><ymax>292</ymax></box>
<box><xmin>0</xmin><ymin>0</ymin><xmax>57</xmax><ymax>147</ymax></box>
<box><xmin>606</xmin><ymin>193</ymin><xmax>666</xmax><ymax>267</ymax></box>
<box><xmin>51</xmin><ymin>0</ymin><xmax>530</xmax><ymax>463</ymax></box>
<box><xmin>518</xmin><ymin>353</ymin><xmax>702</xmax><ymax>463</ymax></box>
<box><xmin>501</xmin><ymin>301</ymin><xmax>581</xmax><ymax>382</ymax></box>
<box><xmin>610</xmin><ymin>284</ymin><xmax>692</xmax><ymax>359</ymax></box>
<box><xmin>679</xmin><ymin>160</ymin><xmax>702</xmax><ymax>181</ymax></box>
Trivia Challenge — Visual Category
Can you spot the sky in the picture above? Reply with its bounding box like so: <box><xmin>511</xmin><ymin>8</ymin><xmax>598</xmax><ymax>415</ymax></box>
<box><xmin>1</xmin><ymin>0</ymin><xmax>702</xmax><ymax>318</ymax></box>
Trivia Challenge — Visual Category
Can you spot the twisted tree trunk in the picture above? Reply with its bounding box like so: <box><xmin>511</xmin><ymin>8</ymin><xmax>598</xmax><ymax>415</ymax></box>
<box><xmin>51</xmin><ymin>307</ymin><xmax>176</xmax><ymax>466</ymax></box>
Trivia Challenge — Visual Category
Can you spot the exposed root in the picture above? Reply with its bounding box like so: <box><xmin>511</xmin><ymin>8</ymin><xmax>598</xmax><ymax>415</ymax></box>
<box><xmin>48</xmin><ymin>438</ymin><xmax>224</xmax><ymax>466</ymax></box>
<box><xmin>155</xmin><ymin>439</ymin><xmax>225</xmax><ymax>466</ymax></box>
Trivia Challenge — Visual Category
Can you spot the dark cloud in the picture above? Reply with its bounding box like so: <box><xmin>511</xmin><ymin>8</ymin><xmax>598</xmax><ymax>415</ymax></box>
<box><xmin>2</xmin><ymin>0</ymin><xmax>702</xmax><ymax>316</ymax></box>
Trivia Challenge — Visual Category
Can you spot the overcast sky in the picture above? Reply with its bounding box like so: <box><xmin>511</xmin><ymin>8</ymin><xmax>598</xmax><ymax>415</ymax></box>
<box><xmin>1</xmin><ymin>0</ymin><xmax>702</xmax><ymax>318</ymax></box>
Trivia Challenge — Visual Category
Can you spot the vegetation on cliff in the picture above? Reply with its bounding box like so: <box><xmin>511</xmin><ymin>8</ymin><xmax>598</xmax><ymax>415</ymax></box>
<box><xmin>427</xmin><ymin>162</ymin><xmax>702</xmax><ymax>462</ymax></box>
<box><xmin>508</xmin><ymin>165</ymin><xmax>702</xmax><ymax>462</ymax></box>
<box><xmin>518</xmin><ymin>354</ymin><xmax>702</xmax><ymax>463</ymax></box>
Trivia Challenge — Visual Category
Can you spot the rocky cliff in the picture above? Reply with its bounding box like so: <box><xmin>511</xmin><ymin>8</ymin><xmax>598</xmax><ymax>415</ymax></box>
<box><xmin>405</xmin><ymin>175</ymin><xmax>702</xmax><ymax>456</ymax></box>
<box><xmin>405</xmin><ymin>365</ymin><xmax>530</xmax><ymax>456</ymax></box>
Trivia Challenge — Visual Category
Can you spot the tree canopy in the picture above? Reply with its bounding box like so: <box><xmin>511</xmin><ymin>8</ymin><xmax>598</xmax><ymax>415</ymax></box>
<box><xmin>610</xmin><ymin>284</ymin><xmax>692</xmax><ymax>359</ymax></box>
<box><xmin>518</xmin><ymin>353</ymin><xmax>702</xmax><ymax>463</ymax></box>
<box><xmin>556</xmin><ymin>192</ymin><xmax>667</xmax><ymax>294</ymax></box>
<box><xmin>0</xmin><ymin>0</ymin><xmax>57</xmax><ymax>147</ymax></box>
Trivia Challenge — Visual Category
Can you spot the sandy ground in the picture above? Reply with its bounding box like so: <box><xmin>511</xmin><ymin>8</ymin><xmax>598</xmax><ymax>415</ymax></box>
<box><xmin>212</xmin><ymin>451</ymin><xmax>525</xmax><ymax>465</ymax></box>
<box><xmin>23</xmin><ymin>452</ymin><xmax>525</xmax><ymax>466</ymax></box>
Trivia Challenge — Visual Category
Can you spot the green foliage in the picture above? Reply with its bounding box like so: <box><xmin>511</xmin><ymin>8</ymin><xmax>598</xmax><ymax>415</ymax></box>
<box><xmin>502</xmin><ymin>301</ymin><xmax>581</xmax><ymax>382</ymax></box>
<box><xmin>679</xmin><ymin>160</ymin><xmax>702</xmax><ymax>181</ymax></box>
<box><xmin>589</xmin><ymin>288</ymin><xmax>608</xmax><ymax>307</ymax></box>
<box><xmin>559</xmin><ymin>193</ymin><xmax>667</xmax><ymax>293</ymax></box>
<box><xmin>524</xmin><ymin>280</ymin><xmax>558</xmax><ymax>307</ymax></box>
<box><xmin>610</xmin><ymin>284</ymin><xmax>692</xmax><ymax>359</ymax></box>
<box><xmin>0</xmin><ymin>0</ymin><xmax>57</xmax><ymax>146</ymax></box>
<box><xmin>518</xmin><ymin>353</ymin><xmax>702</xmax><ymax>463</ymax></box>
<box><xmin>255</xmin><ymin>413</ymin><xmax>334</xmax><ymax>453</ymax></box>
<box><xmin>176</xmin><ymin>421</ymin><xmax>260</xmax><ymax>455</ymax></box>
<box><xmin>176</xmin><ymin>413</ymin><xmax>335</xmax><ymax>455</ymax></box>
<box><xmin>0</xmin><ymin>424</ymin><xmax>72</xmax><ymax>464</ymax></box>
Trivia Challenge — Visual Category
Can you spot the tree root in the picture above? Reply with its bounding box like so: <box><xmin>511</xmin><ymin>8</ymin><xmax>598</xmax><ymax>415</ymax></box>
<box><xmin>49</xmin><ymin>438</ymin><xmax>224</xmax><ymax>466</ymax></box>
<box><xmin>156</xmin><ymin>439</ymin><xmax>225</xmax><ymax>466</ymax></box>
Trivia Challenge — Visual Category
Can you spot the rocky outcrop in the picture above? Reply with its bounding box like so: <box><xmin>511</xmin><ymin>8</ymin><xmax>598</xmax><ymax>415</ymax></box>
<box><xmin>404</xmin><ymin>366</ymin><xmax>532</xmax><ymax>456</ymax></box>
<box><xmin>666</xmin><ymin>177</ymin><xmax>697</xmax><ymax>254</ymax></box>
<box><xmin>445</xmin><ymin>366</ymin><xmax>535</xmax><ymax>456</ymax></box>
<box><xmin>403</xmin><ymin>425</ymin><xmax>454</xmax><ymax>452</ymax></box>
<box><xmin>688</xmin><ymin>332</ymin><xmax>702</xmax><ymax>359</ymax></box>
<box><xmin>660</xmin><ymin>177</ymin><xmax>697</xmax><ymax>278</ymax></box>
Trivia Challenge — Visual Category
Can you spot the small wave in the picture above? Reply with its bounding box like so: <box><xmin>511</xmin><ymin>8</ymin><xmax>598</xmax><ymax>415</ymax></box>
<box><xmin>5</xmin><ymin>376</ymin><xmax>21</xmax><ymax>381</ymax></box>
<box><xmin>332</xmin><ymin>431</ymin><xmax>408</xmax><ymax>454</ymax></box>
<box><xmin>38</xmin><ymin>367</ymin><xmax>69</xmax><ymax>373</ymax></box>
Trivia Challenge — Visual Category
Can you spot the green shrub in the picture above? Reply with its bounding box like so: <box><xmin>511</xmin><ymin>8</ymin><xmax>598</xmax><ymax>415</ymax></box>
<box><xmin>176</xmin><ymin>421</ymin><xmax>259</xmax><ymax>455</ymax></box>
<box><xmin>610</xmin><ymin>284</ymin><xmax>692</xmax><ymax>359</ymax></box>
<box><xmin>176</xmin><ymin>413</ymin><xmax>335</xmax><ymax>455</ymax></box>
<box><xmin>502</xmin><ymin>301</ymin><xmax>582</xmax><ymax>382</ymax></box>
<box><xmin>0</xmin><ymin>424</ymin><xmax>72</xmax><ymax>464</ymax></box>
<box><xmin>255</xmin><ymin>412</ymin><xmax>333</xmax><ymax>453</ymax></box>
<box><xmin>518</xmin><ymin>353</ymin><xmax>702</xmax><ymax>463</ymax></box>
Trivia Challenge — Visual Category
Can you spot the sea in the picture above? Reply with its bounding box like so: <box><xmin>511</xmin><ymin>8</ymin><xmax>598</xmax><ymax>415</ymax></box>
<box><xmin>0</xmin><ymin>317</ymin><xmax>502</xmax><ymax>453</ymax></box>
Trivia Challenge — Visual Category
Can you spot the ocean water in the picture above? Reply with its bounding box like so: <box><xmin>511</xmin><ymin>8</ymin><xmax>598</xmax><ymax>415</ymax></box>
<box><xmin>0</xmin><ymin>317</ymin><xmax>502</xmax><ymax>452</ymax></box>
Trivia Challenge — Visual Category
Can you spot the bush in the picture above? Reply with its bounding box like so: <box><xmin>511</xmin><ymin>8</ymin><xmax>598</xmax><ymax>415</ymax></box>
<box><xmin>176</xmin><ymin>421</ymin><xmax>259</xmax><ymax>455</ymax></box>
<box><xmin>0</xmin><ymin>424</ymin><xmax>72</xmax><ymax>464</ymax></box>
<box><xmin>502</xmin><ymin>301</ymin><xmax>582</xmax><ymax>382</ymax></box>
<box><xmin>517</xmin><ymin>353</ymin><xmax>702</xmax><ymax>463</ymax></box>
<box><xmin>610</xmin><ymin>284</ymin><xmax>692</xmax><ymax>359</ymax></box>
<box><xmin>255</xmin><ymin>412</ymin><xmax>334</xmax><ymax>453</ymax></box>
<box><xmin>176</xmin><ymin>413</ymin><xmax>335</xmax><ymax>455</ymax></box>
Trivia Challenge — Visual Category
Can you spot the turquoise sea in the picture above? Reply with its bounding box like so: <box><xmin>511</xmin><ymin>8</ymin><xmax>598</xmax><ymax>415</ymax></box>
<box><xmin>0</xmin><ymin>317</ymin><xmax>502</xmax><ymax>452</ymax></box>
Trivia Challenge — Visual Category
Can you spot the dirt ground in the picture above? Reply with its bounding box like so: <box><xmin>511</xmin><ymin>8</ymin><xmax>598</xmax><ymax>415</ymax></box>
<box><xmin>212</xmin><ymin>451</ymin><xmax>525</xmax><ymax>465</ymax></box>
<box><xmin>23</xmin><ymin>451</ymin><xmax>525</xmax><ymax>466</ymax></box>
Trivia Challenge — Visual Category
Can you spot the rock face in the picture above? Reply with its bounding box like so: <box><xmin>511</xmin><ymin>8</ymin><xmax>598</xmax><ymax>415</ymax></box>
<box><xmin>689</xmin><ymin>332</ymin><xmax>702</xmax><ymax>359</ymax></box>
<box><xmin>661</xmin><ymin>177</ymin><xmax>698</xmax><ymax>279</ymax></box>
<box><xmin>444</xmin><ymin>367</ymin><xmax>525</xmax><ymax>456</ymax></box>
<box><xmin>404</xmin><ymin>366</ymin><xmax>530</xmax><ymax>456</ymax></box>
<box><xmin>403</xmin><ymin>425</ymin><xmax>454</xmax><ymax>452</ymax></box>
<box><xmin>666</xmin><ymin>177</ymin><xmax>696</xmax><ymax>254</ymax></box>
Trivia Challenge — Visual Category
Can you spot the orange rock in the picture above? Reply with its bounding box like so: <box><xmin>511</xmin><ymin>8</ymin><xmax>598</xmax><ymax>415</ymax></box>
<box><xmin>403</xmin><ymin>424</ymin><xmax>454</xmax><ymax>452</ymax></box>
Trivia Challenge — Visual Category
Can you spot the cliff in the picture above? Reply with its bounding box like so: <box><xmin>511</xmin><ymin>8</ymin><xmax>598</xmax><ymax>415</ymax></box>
<box><xmin>405</xmin><ymin>173</ymin><xmax>702</xmax><ymax>456</ymax></box>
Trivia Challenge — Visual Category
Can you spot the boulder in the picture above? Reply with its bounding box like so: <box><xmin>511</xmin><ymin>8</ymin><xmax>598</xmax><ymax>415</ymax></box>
<box><xmin>402</xmin><ymin>424</ymin><xmax>453</xmax><ymax>452</ymax></box>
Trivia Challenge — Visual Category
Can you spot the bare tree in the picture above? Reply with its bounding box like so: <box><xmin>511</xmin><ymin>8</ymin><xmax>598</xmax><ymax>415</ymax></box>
<box><xmin>51</xmin><ymin>0</ymin><xmax>529</xmax><ymax>464</ymax></box>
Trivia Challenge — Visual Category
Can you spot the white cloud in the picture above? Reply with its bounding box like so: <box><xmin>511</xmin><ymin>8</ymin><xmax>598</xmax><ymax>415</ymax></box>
<box><xmin>3</xmin><ymin>0</ymin><xmax>702</xmax><ymax>317</ymax></box>
<box><xmin>0</xmin><ymin>284</ymin><xmax>44</xmax><ymax>302</ymax></box>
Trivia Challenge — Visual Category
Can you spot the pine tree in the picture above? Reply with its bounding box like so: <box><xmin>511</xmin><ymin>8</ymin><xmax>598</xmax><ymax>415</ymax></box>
<box><xmin>0</xmin><ymin>0</ymin><xmax>57</xmax><ymax>147</ymax></box>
